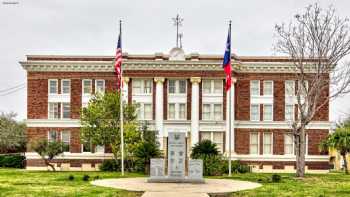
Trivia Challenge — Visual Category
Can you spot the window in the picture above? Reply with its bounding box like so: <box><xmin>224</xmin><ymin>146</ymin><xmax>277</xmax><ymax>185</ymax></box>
<box><xmin>203</xmin><ymin>80</ymin><xmax>211</xmax><ymax>94</ymax></box>
<box><xmin>49</xmin><ymin>79</ymin><xmax>58</xmax><ymax>94</ymax></box>
<box><xmin>95</xmin><ymin>145</ymin><xmax>105</xmax><ymax>153</ymax></box>
<box><xmin>213</xmin><ymin>80</ymin><xmax>223</xmax><ymax>94</ymax></box>
<box><xmin>168</xmin><ymin>80</ymin><xmax>186</xmax><ymax>94</ymax></box>
<box><xmin>144</xmin><ymin>104</ymin><xmax>152</xmax><ymax>120</ymax></box>
<box><xmin>263</xmin><ymin>81</ymin><xmax>273</xmax><ymax>96</ymax></box>
<box><xmin>48</xmin><ymin>103</ymin><xmax>59</xmax><ymax>119</ymax></box>
<box><xmin>202</xmin><ymin>104</ymin><xmax>211</xmax><ymax>120</ymax></box>
<box><xmin>250</xmin><ymin>80</ymin><xmax>260</xmax><ymax>96</ymax></box>
<box><xmin>61</xmin><ymin>103</ymin><xmax>70</xmax><ymax>119</ymax></box>
<box><xmin>298</xmin><ymin>80</ymin><xmax>308</xmax><ymax>96</ymax></box>
<box><xmin>214</xmin><ymin>104</ymin><xmax>222</xmax><ymax>120</ymax></box>
<box><xmin>168</xmin><ymin>104</ymin><xmax>175</xmax><ymax>119</ymax></box>
<box><xmin>284</xmin><ymin>134</ymin><xmax>294</xmax><ymax>155</ymax></box>
<box><xmin>200</xmin><ymin>132</ymin><xmax>224</xmax><ymax>153</ymax></box>
<box><xmin>250</xmin><ymin>132</ymin><xmax>259</xmax><ymax>154</ymax></box>
<box><xmin>285</xmin><ymin>104</ymin><xmax>294</xmax><ymax>121</ymax></box>
<box><xmin>48</xmin><ymin>131</ymin><xmax>57</xmax><ymax>142</ymax></box>
<box><xmin>95</xmin><ymin>80</ymin><xmax>105</xmax><ymax>94</ymax></box>
<box><xmin>61</xmin><ymin>80</ymin><xmax>70</xmax><ymax>94</ymax></box>
<box><xmin>263</xmin><ymin>104</ymin><xmax>273</xmax><ymax>121</ymax></box>
<box><xmin>82</xmin><ymin>140</ymin><xmax>92</xmax><ymax>153</ymax></box>
<box><xmin>179</xmin><ymin>80</ymin><xmax>186</xmax><ymax>94</ymax></box>
<box><xmin>250</xmin><ymin>104</ymin><xmax>260</xmax><ymax>121</ymax></box>
<box><xmin>144</xmin><ymin>80</ymin><xmax>152</xmax><ymax>94</ymax></box>
<box><xmin>83</xmin><ymin>79</ymin><xmax>92</xmax><ymax>94</ymax></box>
<box><xmin>132</xmin><ymin>80</ymin><xmax>142</xmax><ymax>94</ymax></box>
<box><xmin>263</xmin><ymin>133</ymin><xmax>272</xmax><ymax>154</ymax></box>
<box><xmin>285</xmin><ymin>80</ymin><xmax>295</xmax><ymax>96</ymax></box>
<box><xmin>179</xmin><ymin>104</ymin><xmax>186</xmax><ymax>119</ymax></box>
<box><xmin>61</xmin><ymin>131</ymin><xmax>70</xmax><ymax>152</ymax></box>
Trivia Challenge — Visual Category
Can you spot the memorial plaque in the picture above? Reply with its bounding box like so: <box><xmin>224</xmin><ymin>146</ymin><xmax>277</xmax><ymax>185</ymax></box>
<box><xmin>188</xmin><ymin>159</ymin><xmax>203</xmax><ymax>180</ymax></box>
<box><xmin>167</xmin><ymin>132</ymin><xmax>186</xmax><ymax>178</ymax></box>
<box><xmin>150</xmin><ymin>158</ymin><xmax>164</xmax><ymax>178</ymax></box>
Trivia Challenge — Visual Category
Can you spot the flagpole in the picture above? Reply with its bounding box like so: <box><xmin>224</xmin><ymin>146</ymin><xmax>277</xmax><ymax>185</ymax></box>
<box><xmin>228</xmin><ymin>20</ymin><xmax>232</xmax><ymax>177</ymax></box>
<box><xmin>119</xmin><ymin>20</ymin><xmax>125</xmax><ymax>176</ymax></box>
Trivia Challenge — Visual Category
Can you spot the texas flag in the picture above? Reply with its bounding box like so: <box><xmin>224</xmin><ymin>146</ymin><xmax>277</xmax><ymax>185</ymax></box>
<box><xmin>223</xmin><ymin>24</ymin><xmax>232</xmax><ymax>92</ymax></box>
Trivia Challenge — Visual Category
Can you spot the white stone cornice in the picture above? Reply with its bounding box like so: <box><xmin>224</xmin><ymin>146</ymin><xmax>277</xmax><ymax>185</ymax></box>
<box><xmin>122</xmin><ymin>77</ymin><xmax>130</xmax><ymax>83</ymax></box>
<box><xmin>190</xmin><ymin>77</ymin><xmax>201</xmax><ymax>84</ymax></box>
<box><xmin>154</xmin><ymin>77</ymin><xmax>165</xmax><ymax>83</ymax></box>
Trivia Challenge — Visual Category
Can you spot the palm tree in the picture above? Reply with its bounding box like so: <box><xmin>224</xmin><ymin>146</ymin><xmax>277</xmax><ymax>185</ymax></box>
<box><xmin>320</xmin><ymin>128</ymin><xmax>350</xmax><ymax>174</ymax></box>
<box><xmin>191</xmin><ymin>140</ymin><xmax>219</xmax><ymax>159</ymax></box>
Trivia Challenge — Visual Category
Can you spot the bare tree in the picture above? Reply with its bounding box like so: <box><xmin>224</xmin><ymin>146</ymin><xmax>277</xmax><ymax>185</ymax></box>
<box><xmin>275</xmin><ymin>4</ymin><xmax>350</xmax><ymax>177</ymax></box>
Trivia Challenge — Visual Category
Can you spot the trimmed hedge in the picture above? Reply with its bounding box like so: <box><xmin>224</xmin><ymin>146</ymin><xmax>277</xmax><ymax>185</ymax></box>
<box><xmin>0</xmin><ymin>154</ymin><xmax>25</xmax><ymax>168</ymax></box>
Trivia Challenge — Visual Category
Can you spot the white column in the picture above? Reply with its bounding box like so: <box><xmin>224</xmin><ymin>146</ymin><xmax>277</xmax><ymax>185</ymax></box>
<box><xmin>122</xmin><ymin>77</ymin><xmax>129</xmax><ymax>104</ymax></box>
<box><xmin>154</xmin><ymin>77</ymin><xmax>165</xmax><ymax>149</ymax></box>
<box><xmin>190</xmin><ymin>77</ymin><xmax>201</xmax><ymax>147</ymax></box>
<box><xmin>226</xmin><ymin>77</ymin><xmax>237</xmax><ymax>154</ymax></box>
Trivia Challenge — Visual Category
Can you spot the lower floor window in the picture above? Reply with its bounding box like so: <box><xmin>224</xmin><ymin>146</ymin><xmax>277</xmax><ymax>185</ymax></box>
<box><xmin>61</xmin><ymin>131</ymin><xmax>70</xmax><ymax>152</ymax></box>
<box><xmin>82</xmin><ymin>141</ymin><xmax>92</xmax><ymax>153</ymax></box>
<box><xmin>249</xmin><ymin>132</ymin><xmax>259</xmax><ymax>154</ymax></box>
<box><xmin>284</xmin><ymin>133</ymin><xmax>294</xmax><ymax>155</ymax></box>
<box><xmin>263</xmin><ymin>133</ymin><xmax>272</xmax><ymax>154</ymax></box>
<box><xmin>200</xmin><ymin>131</ymin><xmax>224</xmax><ymax>153</ymax></box>
<box><xmin>48</xmin><ymin>131</ymin><xmax>58</xmax><ymax>142</ymax></box>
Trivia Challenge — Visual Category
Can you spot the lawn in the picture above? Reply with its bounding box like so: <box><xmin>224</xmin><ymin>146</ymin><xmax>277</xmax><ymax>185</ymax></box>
<box><xmin>0</xmin><ymin>168</ymin><xmax>349</xmax><ymax>197</ymax></box>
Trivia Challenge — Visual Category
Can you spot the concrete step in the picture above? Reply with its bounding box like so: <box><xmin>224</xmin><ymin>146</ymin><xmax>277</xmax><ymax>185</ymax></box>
<box><xmin>142</xmin><ymin>192</ymin><xmax>209</xmax><ymax>197</ymax></box>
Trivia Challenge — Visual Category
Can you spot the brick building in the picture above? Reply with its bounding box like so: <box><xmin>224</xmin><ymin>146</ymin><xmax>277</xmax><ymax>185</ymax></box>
<box><xmin>21</xmin><ymin>47</ymin><xmax>330</xmax><ymax>172</ymax></box>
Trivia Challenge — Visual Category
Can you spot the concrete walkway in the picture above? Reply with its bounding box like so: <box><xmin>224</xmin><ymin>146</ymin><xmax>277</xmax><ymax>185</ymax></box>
<box><xmin>91</xmin><ymin>177</ymin><xmax>261</xmax><ymax>197</ymax></box>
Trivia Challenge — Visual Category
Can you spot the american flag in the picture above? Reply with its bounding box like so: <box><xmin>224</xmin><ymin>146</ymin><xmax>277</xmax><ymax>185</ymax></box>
<box><xmin>115</xmin><ymin>33</ymin><xmax>122</xmax><ymax>91</ymax></box>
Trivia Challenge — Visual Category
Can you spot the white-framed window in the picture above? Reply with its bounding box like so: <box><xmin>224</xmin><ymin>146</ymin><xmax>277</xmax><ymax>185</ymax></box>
<box><xmin>298</xmin><ymin>80</ymin><xmax>309</xmax><ymax>96</ymax></box>
<box><xmin>61</xmin><ymin>79</ymin><xmax>70</xmax><ymax>94</ymax></box>
<box><xmin>263</xmin><ymin>104</ymin><xmax>273</xmax><ymax>121</ymax></box>
<box><xmin>48</xmin><ymin>103</ymin><xmax>59</xmax><ymax>119</ymax></box>
<box><xmin>202</xmin><ymin>103</ymin><xmax>222</xmax><ymax>121</ymax></box>
<box><xmin>202</xmin><ymin>79</ymin><xmax>223</xmax><ymax>94</ymax></box>
<box><xmin>132</xmin><ymin>79</ymin><xmax>152</xmax><ymax>94</ymax></box>
<box><xmin>250</xmin><ymin>104</ymin><xmax>260</xmax><ymax>121</ymax></box>
<box><xmin>168</xmin><ymin>80</ymin><xmax>187</xmax><ymax>94</ymax></box>
<box><xmin>61</xmin><ymin>103</ymin><xmax>70</xmax><ymax>119</ymax></box>
<box><xmin>285</xmin><ymin>80</ymin><xmax>295</xmax><ymax>96</ymax></box>
<box><xmin>263</xmin><ymin>81</ymin><xmax>273</xmax><ymax>96</ymax></box>
<box><xmin>168</xmin><ymin>103</ymin><xmax>175</xmax><ymax>119</ymax></box>
<box><xmin>95</xmin><ymin>79</ymin><xmax>105</xmax><ymax>94</ymax></box>
<box><xmin>95</xmin><ymin>145</ymin><xmax>105</xmax><ymax>153</ymax></box>
<box><xmin>48</xmin><ymin>130</ymin><xmax>57</xmax><ymax>142</ymax></box>
<box><xmin>81</xmin><ymin>140</ymin><xmax>92</xmax><ymax>153</ymax></box>
<box><xmin>249</xmin><ymin>132</ymin><xmax>259</xmax><ymax>154</ymax></box>
<box><xmin>250</xmin><ymin>80</ymin><xmax>260</xmax><ymax>96</ymax></box>
<box><xmin>144</xmin><ymin>80</ymin><xmax>152</xmax><ymax>94</ymax></box>
<box><xmin>200</xmin><ymin>131</ymin><xmax>224</xmax><ymax>153</ymax></box>
<box><xmin>82</xmin><ymin>79</ymin><xmax>92</xmax><ymax>95</ymax></box>
<box><xmin>285</xmin><ymin>104</ymin><xmax>294</xmax><ymax>121</ymax></box>
<box><xmin>61</xmin><ymin>131</ymin><xmax>70</xmax><ymax>152</ymax></box>
<box><xmin>284</xmin><ymin>133</ymin><xmax>294</xmax><ymax>155</ymax></box>
<box><xmin>132</xmin><ymin>80</ymin><xmax>142</xmax><ymax>94</ymax></box>
<box><xmin>263</xmin><ymin>133</ymin><xmax>273</xmax><ymax>155</ymax></box>
<box><xmin>179</xmin><ymin>103</ymin><xmax>186</xmax><ymax>119</ymax></box>
<box><xmin>48</xmin><ymin>79</ymin><xmax>58</xmax><ymax>94</ymax></box>
<box><xmin>144</xmin><ymin>103</ymin><xmax>152</xmax><ymax>120</ymax></box>
<box><xmin>305</xmin><ymin>134</ymin><xmax>308</xmax><ymax>155</ymax></box>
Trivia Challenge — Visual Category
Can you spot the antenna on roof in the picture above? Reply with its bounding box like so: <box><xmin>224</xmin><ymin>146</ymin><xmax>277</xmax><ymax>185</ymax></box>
<box><xmin>172</xmin><ymin>14</ymin><xmax>184</xmax><ymax>48</ymax></box>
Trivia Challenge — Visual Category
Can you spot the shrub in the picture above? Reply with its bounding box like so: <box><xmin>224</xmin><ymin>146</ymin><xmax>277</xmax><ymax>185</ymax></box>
<box><xmin>134</xmin><ymin>141</ymin><xmax>162</xmax><ymax>174</ymax></box>
<box><xmin>82</xmin><ymin>175</ymin><xmax>90</xmax><ymax>181</ymax></box>
<box><xmin>99</xmin><ymin>160</ymin><xmax>120</xmax><ymax>171</ymax></box>
<box><xmin>0</xmin><ymin>154</ymin><xmax>25</xmax><ymax>168</ymax></box>
<box><xmin>222</xmin><ymin>159</ymin><xmax>251</xmax><ymax>174</ymax></box>
<box><xmin>93</xmin><ymin>175</ymin><xmax>100</xmax><ymax>180</ymax></box>
<box><xmin>271</xmin><ymin>174</ymin><xmax>282</xmax><ymax>182</ymax></box>
<box><xmin>68</xmin><ymin>175</ymin><xmax>74</xmax><ymax>181</ymax></box>
<box><xmin>191</xmin><ymin>140</ymin><xmax>219</xmax><ymax>159</ymax></box>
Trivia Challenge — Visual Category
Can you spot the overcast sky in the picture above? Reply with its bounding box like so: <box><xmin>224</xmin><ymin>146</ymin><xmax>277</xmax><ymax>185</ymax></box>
<box><xmin>1</xmin><ymin>0</ymin><xmax>350</xmax><ymax>122</ymax></box>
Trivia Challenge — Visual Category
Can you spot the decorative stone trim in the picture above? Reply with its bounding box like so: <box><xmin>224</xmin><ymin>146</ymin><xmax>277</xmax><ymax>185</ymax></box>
<box><xmin>154</xmin><ymin>77</ymin><xmax>165</xmax><ymax>83</ymax></box>
<box><xmin>190</xmin><ymin>77</ymin><xmax>201</xmax><ymax>84</ymax></box>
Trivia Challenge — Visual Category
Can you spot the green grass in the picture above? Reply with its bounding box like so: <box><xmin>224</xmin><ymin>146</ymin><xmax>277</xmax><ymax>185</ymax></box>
<box><xmin>0</xmin><ymin>168</ymin><xmax>350</xmax><ymax>197</ymax></box>
<box><xmin>0</xmin><ymin>168</ymin><xmax>144</xmax><ymax>197</ymax></box>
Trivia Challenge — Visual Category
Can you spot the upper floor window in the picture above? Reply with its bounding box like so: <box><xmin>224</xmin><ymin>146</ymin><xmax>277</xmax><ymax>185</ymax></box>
<box><xmin>168</xmin><ymin>80</ymin><xmax>187</xmax><ymax>94</ymax></box>
<box><xmin>285</xmin><ymin>104</ymin><xmax>294</xmax><ymax>121</ymax></box>
<box><xmin>168</xmin><ymin>103</ymin><xmax>186</xmax><ymax>120</ymax></box>
<box><xmin>61</xmin><ymin>131</ymin><xmax>70</xmax><ymax>152</ymax></box>
<box><xmin>263</xmin><ymin>133</ymin><xmax>272</xmax><ymax>154</ymax></box>
<box><xmin>95</xmin><ymin>80</ymin><xmax>105</xmax><ymax>94</ymax></box>
<box><xmin>200</xmin><ymin>132</ymin><xmax>224</xmax><ymax>153</ymax></box>
<box><xmin>298</xmin><ymin>80</ymin><xmax>309</xmax><ymax>96</ymax></box>
<box><xmin>61</xmin><ymin>79</ymin><xmax>70</xmax><ymax>94</ymax></box>
<box><xmin>48</xmin><ymin>103</ymin><xmax>59</xmax><ymax>119</ymax></box>
<box><xmin>250</xmin><ymin>104</ymin><xmax>260</xmax><ymax>121</ymax></box>
<box><xmin>284</xmin><ymin>133</ymin><xmax>294</xmax><ymax>155</ymax></box>
<box><xmin>202</xmin><ymin>80</ymin><xmax>223</xmax><ymax>94</ymax></box>
<box><xmin>263</xmin><ymin>104</ymin><xmax>273</xmax><ymax>121</ymax></box>
<box><xmin>49</xmin><ymin>79</ymin><xmax>58</xmax><ymax>94</ymax></box>
<box><xmin>285</xmin><ymin>80</ymin><xmax>295</xmax><ymax>96</ymax></box>
<box><xmin>136</xmin><ymin>103</ymin><xmax>152</xmax><ymax>120</ymax></box>
<box><xmin>263</xmin><ymin>81</ymin><xmax>273</xmax><ymax>96</ymax></box>
<box><xmin>48</xmin><ymin>130</ymin><xmax>57</xmax><ymax>142</ymax></box>
<box><xmin>133</xmin><ymin>79</ymin><xmax>152</xmax><ymax>94</ymax></box>
<box><xmin>250</xmin><ymin>80</ymin><xmax>260</xmax><ymax>96</ymax></box>
<box><xmin>83</xmin><ymin>79</ymin><xmax>92</xmax><ymax>95</ymax></box>
<box><xmin>61</xmin><ymin>103</ymin><xmax>70</xmax><ymax>119</ymax></box>
<box><xmin>202</xmin><ymin>103</ymin><xmax>222</xmax><ymax>121</ymax></box>
<box><xmin>249</xmin><ymin>132</ymin><xmax>259</xmax><ymax>154</ymax></box>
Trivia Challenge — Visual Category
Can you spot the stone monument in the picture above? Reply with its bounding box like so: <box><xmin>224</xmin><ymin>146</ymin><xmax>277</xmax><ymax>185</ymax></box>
<box><xmin>148</xmin><ymin>132</ymin><xmax>204</xmax><ymax>183</ymax></box>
